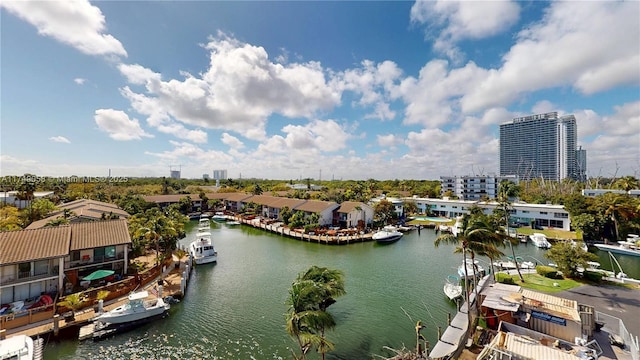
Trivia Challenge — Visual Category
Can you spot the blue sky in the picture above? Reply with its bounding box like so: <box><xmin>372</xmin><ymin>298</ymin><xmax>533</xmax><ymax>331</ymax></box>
<box><xmin>1</xmin><ymin>1</ymin><xmax>639</xmax><ymax>181</ymax></box>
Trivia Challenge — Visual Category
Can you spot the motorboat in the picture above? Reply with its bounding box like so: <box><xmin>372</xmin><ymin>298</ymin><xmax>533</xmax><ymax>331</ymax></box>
<box><xmin>493</xmin><ymin>259</ymin><xmax>535</xmax><ymax>270</ymax></box>
<box><xmin>198</xmin><ymin>214</ymin><xmax>210</xmax><ymax>230</ymax></box>
<box><xmin>226</xmin><ymin>220</ymin><xmax>241</xmax><ymax>226</ymax></box>
<box><xmin>372</xmin><ymin>226</ymin><xmax>403</xmax><ymax>243</ymax></box>
<box><xmin>189</xmin><ymin>229</ymin><xmax>217</xmax><ymax>265</ymax></box>
<box><xmin>443</xmin><ymin>275</ymin><xmax>462</xmax><ymax>301</ymax></box>
<box><xmin>458</xmin><ymin>258</ymin><xmax>484</xmax><ymax>279</ymax></box>
<box><xmin>94</xmin><ymin>291</ymin><xmax>170</xmax><ymax>325</ymax></box>
<box><xmin>529</xmin><ymin>233</ymin><xmax>551</xmax><ymax>249</ymax></box>
<box><xmin>212</xmin><ymin>212</ymin><xmax>227</xmax><ymax>222</ymax></box>
<box><xmin>0</xmin><ymin>334</ymin><xmax>34</xmax><ymax>360</ymax></box>
<box><xmin>593</xmin><ymin>235</ymin><xmax>640</xmax><ymax>257</ymax></box>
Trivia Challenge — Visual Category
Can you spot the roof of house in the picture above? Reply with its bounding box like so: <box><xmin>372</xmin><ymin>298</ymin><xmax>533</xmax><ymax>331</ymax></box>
<box><xmin>518</xmin><ymin>289</ymin><xmax>580</xmax><ymax>322</ymax></box>
<box><xmin>480</xmin><ymin>282</ymin><xmax>522</xmax><ymax>312</ymax></box>
<box><xmin>336</xmin><ymin>201</ymin><xmax>370</xmax><ymax>214</ymax></box>
<box><xmin>70</xmin><ymin>219</ymin><xmax>131</xmax><ymax>251</ymax></box>
<box><xmin>144</xmin><ymin>194</ymin><xmax>201</xmax><ymax>203</ymax></box>
<box><xmin>26</xmin><ymin>199</ymin><xmax>130</xmax><ymax>229</ymax></box>
<box><xmin>224</xmin><ymin>193</ymin><xmax>253</xmax><ymax>202</ymax></box>
<box><xmin>485</xmin><ymin>331</ymin><xmax>584</xmax><ymax>360</ymax></box>
<box><xmin>293</xmin><ymin>200</ymin><xmax>339</xmax><ymax>213</ymax></box>
<box><xmin>0</xmin><ymin>226</ymin><xmax>71</xmax><ymax>264</ymax></box>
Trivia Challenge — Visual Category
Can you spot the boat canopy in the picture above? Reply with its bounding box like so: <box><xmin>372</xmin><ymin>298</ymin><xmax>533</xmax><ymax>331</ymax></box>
<box><xmin>128</xmin><ymin>291</ymin><xmax>149</xmax><ymax>301</ymax></box>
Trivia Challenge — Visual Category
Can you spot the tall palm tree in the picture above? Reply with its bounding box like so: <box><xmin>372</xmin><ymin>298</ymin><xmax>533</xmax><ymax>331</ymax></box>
<box><xmin>435</xmin><ymin>214</ymin><xmax>500</xmax><ymax>320</ymax></box>
<box><xmin>497</xmin><ymin>180</ymin><xmax>524</xmax><ymax>282</ymax></box>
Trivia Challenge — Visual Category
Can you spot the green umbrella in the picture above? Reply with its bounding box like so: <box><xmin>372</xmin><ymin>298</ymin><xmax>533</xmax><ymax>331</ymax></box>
<box><xmin>83</xmin><ymin>269</ymin><xmax>115</xmax><ymax>281</ymax></box>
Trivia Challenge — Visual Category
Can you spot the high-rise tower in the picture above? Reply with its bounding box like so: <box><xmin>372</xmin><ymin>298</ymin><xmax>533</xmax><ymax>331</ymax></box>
<box><xmin>499</xmin><ymin>112</ymin><xmax>584</xmax><ymax>181</ymax></box>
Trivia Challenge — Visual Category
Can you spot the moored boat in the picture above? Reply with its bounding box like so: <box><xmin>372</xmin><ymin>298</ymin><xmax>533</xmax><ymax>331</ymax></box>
<box><xmin>457</xmin><ymin>258</ymin><xmax>484</xmax><ymax>279</ymax></box>
<box><xmin>593</xmin><ymin>235</ymin><xmax>640</xmax><ymax>257</ymax></box>
<box><xmin>372</xmin><ymin>226</ymin><xmax>403</xmax><ymax>243</ymax></box>
<box><xmin>212</xmin><ymin>212</ymin><xmax>226</xmax><ymax>222</ymax></box>
<box><xmin>94</xmin><ymin>291</ymin><xmax>170</xmax><ymax>325</ymax></box>
<box><xmin>189</xmin><ymin>229</ymin><xmax>217</xmax><ymax>264</ymax></box>
<box><xmin>0</xmin><ymin>334</ymin><xmax>34</xmax><ymax>360</ymax></box>
<box><xmin>443</xmin><ymin>275</ymin><xmax>462</xmax><ymax>301</ymax></box>
<box><xmin>529</xmin><ymin>233</ymin><xmax>551</xmax><ymax>249</ymax></box>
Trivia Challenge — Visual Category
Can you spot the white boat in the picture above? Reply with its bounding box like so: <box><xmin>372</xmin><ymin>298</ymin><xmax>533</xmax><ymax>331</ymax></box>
<box><xmin>443</xmin><ymin>275</ymin><xmax>463</xmax><ymax>301</ymax></box>
<box><xmin>529</xmin><ymin>233</ymin><xmax>551</xmax><ymax>249</ymax></box>
<box><xmin>94</xmin><ymin>291</ymin><xmax>169</xmax><ymax>325</ymax></box>
<box><xmin>212</xmin><ymin>212</ymin><xmax>226</xmax><ymax>222</ymax></box>
<box><xmin>372</xmin><ymin>226</ymin><xmax>403</xmax><ymax>243</ymax></box>
<box><xmin>198</xmin><ymin>214</ymin><xmax>210</xmax><ymax>229</ymax></box>
<box><xmin>226</xmin><ymin>221</ymin><xmax>241</xmax><ymax>226</ymax></box>
<box><xmin>189</xmin><ymin>229</ymin><xmax>217</xmax><ymax>264</ymax></box>
<box><xmin>0</xmin><ymin>335</ymin><xmax>34</xmax><ymax>360</ymax></box>
<box><xmin>458</xmin><ymin>259</ymin><xmax>484</xmax><ymax>279</ymax></box>
<box><xmin>493</xmin><ymin>259</ymin><xmax>535</xmax><ymax>270</ymax></box>
<box><xmin>593</xmin><ymin>235</ymin><xmax>640</xmax><ymax>257</ymax></box>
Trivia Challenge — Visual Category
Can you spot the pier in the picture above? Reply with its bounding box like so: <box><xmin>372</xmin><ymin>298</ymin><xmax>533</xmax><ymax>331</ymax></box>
<box><xmin>228</xmin><ymin>215</ymin><xmax>376</xmax><ymax>244</ymax></box>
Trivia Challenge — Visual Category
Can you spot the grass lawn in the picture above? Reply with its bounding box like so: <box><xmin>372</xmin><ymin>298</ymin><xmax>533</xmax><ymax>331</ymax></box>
<box><xmin>515</xmin><ymin>227</ymin><xmax>582</xmax><ymax>241</ymax></box>
<box><xmin>499</xmin><ymin>273</ymin><xmax>584</xmax><ymax>293</ymax></box>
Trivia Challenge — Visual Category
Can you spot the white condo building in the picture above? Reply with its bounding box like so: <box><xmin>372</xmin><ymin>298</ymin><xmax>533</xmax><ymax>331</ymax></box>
<box><xmin>440</xmin><ymin>175</ymin><xmax>518</xmax><ymax>200</ymax></box>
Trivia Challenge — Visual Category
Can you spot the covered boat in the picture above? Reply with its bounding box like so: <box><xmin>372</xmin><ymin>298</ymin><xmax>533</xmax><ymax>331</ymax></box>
<box><xmin>372</xmin><ymin>226</ymin><xmax>403</xmax><ymax>243</ymax></box>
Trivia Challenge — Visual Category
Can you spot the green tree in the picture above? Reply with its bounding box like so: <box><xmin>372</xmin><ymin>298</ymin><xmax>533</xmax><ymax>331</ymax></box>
<box><xmin>280</xmin><ymin>206</ymin><xmax>293</xmax><ymax>225</ymax></box>
<box><xmin>0</xmin><ymin>205</ymin><xmax>22</xmax><ymax>231</ymax></box>
<box><xmin>373</xmin><ymin>199</ymin><xmax>395</xmax><ymax>227</ymax></box>
<box><xmin>613</xmin><ymin>176</ymin><xmax>639</xmax><ymax>192</ymax></box>
<box><xmin>546</xmin><ymin>241</ymin><xmax>598</xmax><ymax>278</ymax></box>
<box><xmin>285</xmin><ymin>266</ymin><xmax>345</xmax><ymax>360</ymax></box>
<box><xmin>403</xmin><ymin>200</ymin><xmax>418</xmax><ymax>217</ymax></box>
<box><xmin>252</xmin><ymin>184</ymin><xmax>264</xmax><ymax>195</ymax></box>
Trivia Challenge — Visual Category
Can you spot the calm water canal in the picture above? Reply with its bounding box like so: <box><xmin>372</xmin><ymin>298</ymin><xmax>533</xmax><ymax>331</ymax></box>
<box><xmin>44</xmin><ymin>222</ymin><xmax>639</xmax><ymax>359</ymax></box>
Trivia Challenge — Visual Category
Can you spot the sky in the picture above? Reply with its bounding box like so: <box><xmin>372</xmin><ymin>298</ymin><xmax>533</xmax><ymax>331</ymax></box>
<box><xmin>1</xmin><ymin>1</ymin><xmax>639</xmax><ymax>181</ymax></box>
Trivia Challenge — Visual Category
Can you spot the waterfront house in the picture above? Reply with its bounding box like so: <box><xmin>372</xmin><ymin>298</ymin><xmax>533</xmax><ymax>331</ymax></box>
<box><xmin>335</xmin><ymin>201</ymin><xmax>373</xmax><ymax>228</ymax></box>
<box><xmin>26</xmin><ymin>199</ymin><xmax>130</xmax><ymax>230</ymax></box>
<box><xmin>1</xmin><ymin>220</ymin><xmax>131</xmax><ymax>314</ymax></box>
<box><xmin>408</xmin><ymin>197</ymin><xmax>571</xmax><ymax>231</ymax></box>
<box><xmin>291</xmin><ymin>200</ymin><xmax>339</xmax><ymax>226</ymax></box>
<box><xmin>63</xmin><ymin>220</ymin><xmax>131</xmax><ymax>292</ymax></box>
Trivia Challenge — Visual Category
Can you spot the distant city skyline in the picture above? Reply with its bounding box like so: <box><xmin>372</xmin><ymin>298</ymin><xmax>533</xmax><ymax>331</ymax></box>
<box><xmin>1</xmin><ymin>1</ymin><xmax>638</xmax><ymax>180</ymax></box>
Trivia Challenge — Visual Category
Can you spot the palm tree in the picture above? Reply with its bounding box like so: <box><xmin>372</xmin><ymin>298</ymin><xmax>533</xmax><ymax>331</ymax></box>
<box><xmin>497</xmin><ymin>180</ymin><xmax>524</xmax><ymax>282</ymax></box>
<box><xmin>286</xmin><ymin>266</ymin><xmax>345</xmax><ymax>360</ymax></box>
<box><xmin>435</xmin><ymin>214</ymin><xmax>500</xmax><ymax>320</ymax></box>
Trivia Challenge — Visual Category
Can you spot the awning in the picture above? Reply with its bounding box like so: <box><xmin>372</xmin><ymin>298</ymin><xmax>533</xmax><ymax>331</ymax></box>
<box><xmin>82</xmin><ymin>269</ymin><xmax>115</xmax><ymax>281</ymax></box>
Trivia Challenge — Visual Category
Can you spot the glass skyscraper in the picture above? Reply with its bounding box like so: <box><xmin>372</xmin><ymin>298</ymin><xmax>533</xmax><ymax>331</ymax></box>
<box><xmin>499</xmin><ymin>112</ymin><xmax>583</xmax><ymax>181</ymax></box>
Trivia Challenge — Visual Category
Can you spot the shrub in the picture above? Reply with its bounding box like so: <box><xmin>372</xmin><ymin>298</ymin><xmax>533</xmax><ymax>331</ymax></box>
<box><xmin>584</xmin><ymin>270</ymin><xmax>603</xmax><ymax>283</ymax></box>
<box><xmin>536</xmin><ymin>265</ymin><xmax>562</xmax><ymax>279</ymax></box>
<box><xmin>496</xmin><ymin>273</ymin><xmax>515</xmax><ymax>284</ymax></box>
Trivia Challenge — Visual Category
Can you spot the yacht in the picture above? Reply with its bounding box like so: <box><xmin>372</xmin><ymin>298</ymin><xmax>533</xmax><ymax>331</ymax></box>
<box><xmin>94</xmin><ymin>291</ymin><xmax>170</xmax><ymax>325</ymax></box>
<box><xmin>593</xmin><ymin>235</ymin><xmax>640</xmax><ymax>257</ymax></box>
<box><xmin>372</xmin><ymin>225</ymin><xmax>403</xmax><ymax>243</ymax></box>
<box><xmin>529</xmin><ymin>233</ymin><xmax>551</xmax><ymax>249</ymax></box>
<box><xmin>189</xmin><ymin>228</ymin><xmax>218</xmax><ymax>264</ymax></box>
<box><xmin>212</xmin><ymin>212</ymin><xmax>227</xmax><ymax>222</ymax></box>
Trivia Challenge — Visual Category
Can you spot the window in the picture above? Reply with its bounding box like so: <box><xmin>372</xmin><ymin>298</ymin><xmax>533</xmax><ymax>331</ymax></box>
<box><xmin>94</xmin><ymin>247</ymin><xmax>105</xmax><ymax>259</ymax></box>
<box><xmin>522</xmin><ymin>210</ymin><xmax>529</xmax><ymax>214</ymax></box>
<box><xmin>105</xmin><ymin>246</ymin><xmax>116</xmax><ymax>259</ymax></box>
<box><xmin>554</xmin><ymin>213</ymin><xmax>568</xmax><ymax>218</ymax></box>
<box><xmin>540</xmin><ymin>211</ymin><xmax>547</xmax><ymax>215</ymax></box>
<box><xmin>71</xmin><ymin>251</ymin><xmax>81</xmax><ymax>261</ymax></box>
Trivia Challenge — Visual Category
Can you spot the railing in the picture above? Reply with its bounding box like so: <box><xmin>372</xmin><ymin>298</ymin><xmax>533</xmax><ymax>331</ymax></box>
<box><xmin>64</xmin><ymin>252</ymin><xmax>126</xmax><ymax>269</ymax></box>
<box><xmin>596</xmin><ymin>311</ymin><xmax>639</xmax><ymax>360</ymax></box>
<box><xmin>1</xmin><ymin>270</ymin><xmax>57</xmax><ymax>285</ymax></box>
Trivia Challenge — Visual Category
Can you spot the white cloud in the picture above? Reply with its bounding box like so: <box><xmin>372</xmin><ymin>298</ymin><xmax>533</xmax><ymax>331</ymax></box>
<box><xmin>49</xmin><ymin>136</ymin><xmax>70</xmax><ymax>143</ymax></box>
<box><xmin>1</xmin><ymin>0</ymin><xmax>127</xmax><ymax>57</ymax></box>
<box><xmin>338</xmin><ymin>60</ymin><xmax>402</xmax><ymax>121</ymax></box>
<box><xmin>74</xmin><ymin>78</ymin><xmax>86</xmax><ymax>85</ymax></box>
<box><xmin>94</xmin><ymin>109</ymin><xmax>154</xmax><ymax>140</ymax></box>
<box><xmin>377</xmin><ymin>134</ymin><xmax>401</xmax><ymax>148</ymax></box>
<box><xmin>145</xmin><ymin>141</ymin><xmax>234</xmax><ymax>164</ymax></box>
<box><xmin>118</xmin><ymin>32</ymin><xmax>341</xmax><ymax>141</ymax></box>
<box><xmin>410</xmin><ymin>0</ymin><xmax>520</xmax><ymax>61</ymax></box>
<box><xmin>221</xmin><ymin>133</ymin><xmax>244</xmax><ymax>149</ymax></box>
<box><xmin>461</xmin><ymin>1</ymin><xmax>640</xmax><ymax>112</ymax></box>
<box><xmin>258</xmin><ymin>119</ymin><xmax>351</xmax><ymax>155</ymax></box>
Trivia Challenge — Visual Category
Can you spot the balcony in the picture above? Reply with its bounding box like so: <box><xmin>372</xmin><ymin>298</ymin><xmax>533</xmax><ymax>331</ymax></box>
<box><xmin>1</xmin><ymin>268</ymin><xmax>58</xmax><ymax>286</ymax></box>
<box><xmin>64</xmin><ymin>252</ymin><xmax>126</xmax><ymax>270</ymax></box>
